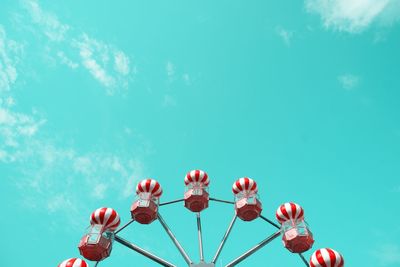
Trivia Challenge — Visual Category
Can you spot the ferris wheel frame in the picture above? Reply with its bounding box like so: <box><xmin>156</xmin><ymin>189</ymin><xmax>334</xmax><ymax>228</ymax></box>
<box><xmin>91</xmin><ymin>196</ymin><xmax>311</xmax><ymax>267</ymax></box>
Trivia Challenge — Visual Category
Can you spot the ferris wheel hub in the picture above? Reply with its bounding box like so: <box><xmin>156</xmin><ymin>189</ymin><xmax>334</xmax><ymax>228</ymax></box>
<box><xmin>190</xmin><ymin>263</ymin><xmax>215</xmax><ymax>267</ymax></box>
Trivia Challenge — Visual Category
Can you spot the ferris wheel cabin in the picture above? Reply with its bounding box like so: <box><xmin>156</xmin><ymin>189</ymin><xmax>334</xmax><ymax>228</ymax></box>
<box><xmin>276</xmin><ymin>202</ymin><xmax>314</xmax><ymax>253</ymax></box>
<box><xmin>184</xmin><ymin>170</ymin><xmax>210</xmax><ymax>212</ymax></box>
<box><xmin>131</xmin><ymin>192</ymin><xmax>160</xmax><ymax>224</ymax></box>
<box><xmin>131</xmin><ymin>179</ymin><xmax>163</xmax><ymax>224</ymax></box>
<box><xmin>232</xmin><ymin>177</ymin><xmax>262</xmax><ymax>221</ymax></box>
<box><xmin>78</xmin><ymin>207</ymin><xmax>120</xmax><ymax>262</ymax></box>
<box><xmin>281</xmin><ymin>219</ymin><xmax>314</xmax><ymax>253</ymax></box>
<box><xmin>78</xmin><ymin>224</ymin><xmax>113</xmax><ymax>261</ymax></box>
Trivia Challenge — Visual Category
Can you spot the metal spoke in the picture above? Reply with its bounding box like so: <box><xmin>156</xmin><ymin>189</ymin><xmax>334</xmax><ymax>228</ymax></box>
<box><xmin>114</xmin><ymin>235</ymin><xmax>177</xmax><ymax>267</ymax></box>
<box><xmin>115</xmin><ymin>218</ymin><xmax>135</xmax><ymax>234</ymax></box>
<box><xmin>196</xmin><ymin>212</ymin><xmax>204</xmax><ymax>262</ymax></box>
<box><xmin>224</xmin><ymin>231</ymin><xmax>281</xmax><ymax>267</ymax></box>
<box><xmin>158</xmin><ymin>213</ymin><xmax>194</xmax><ymax>265</ymax></box>
<box><xmin>209</xmin><ymin>197</ymin><xmax>235</xmax><ymax>205</ymax></box>
<box><xmin>299</xmin><ymin>253</ymin><xmax>310</xmax><ymax>267</ymax></box>
<box><xmin>212</xmin><ymin>214</ymin><xmax>237</xmax><ymax>264</ymax></box>
<box><xmin>259</xmin><ymin>214</ymin><xmax>281</xmax><ymax>229</ymax></box>
<box><xmin>160</xmin><ymin>199</ymin><xmax>185</xmax><ymax>206</ymax></box>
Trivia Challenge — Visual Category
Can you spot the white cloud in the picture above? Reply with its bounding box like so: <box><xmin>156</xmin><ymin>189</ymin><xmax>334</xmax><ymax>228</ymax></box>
<box><xmin>74</xmin><ymin>34</ymin><xmax>115</xmax><ymax>89</ymax></box>
<box><xmin>0</xmin><ymin>26</ymin><xmax>22</xmax><ymax>92</ymax></box>
<box><xmin>92</xmin><ymin>183</ymin><xmax>108</xmax><ymax>200</ymax></box>
<box><xmin>21</xmin><ymin>0</ymin><xmax>70</xmax><ymax>41</ymax></box>
<box><xmin>306</xmin><ymin>0</ymin><xmax>400</xmax><ymax>33</ymax></box>
<box><xmin>372</xmin><ymin>244</ymin><xmax>400</xmax><ymax>266</ymax></box>
<box><xmin>57</xmin><ymin>51</ymin><xmax>78</xmax><ymax>69</ymax></box>
<box><xmin>114</xmin><ymin>51</ymin><xmax>130</xmax><ymax>75</ymax></box>
<box><xmin>73</xmin><ymin>34</ymin><xmax>132</xmax><ymax>94</ymax></box>
<box><xmin>338</xmin><ymin>74</ymin><xmax>360</xmax><ymax>90</ymax></box>
<box><xmin>0</xmin><ymin>107</ymin><xmax>46</xmax><ymax>162</ymax></box>
<box><xmin>276</xmin><ymin>26</ymin><xmax>293</xmax><ymax>46</ymax></box>
<box><xmin>20</xmin><ymin>0</ymin><xmax>132</xmax><ymax>94</ymax></box>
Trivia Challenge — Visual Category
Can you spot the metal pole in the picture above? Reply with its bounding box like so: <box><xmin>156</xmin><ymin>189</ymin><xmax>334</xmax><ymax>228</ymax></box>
<box><xmin>299</xmin><ymin>253</ymin><xmax>310</xmax><ymax>267</ymax></box>
<box><xmin>115</xmin><ymin>218</ymin><xmax>135</xmax><ymax>234</ymax></box>
<box><xmin>212</xmin><ymin>214</ymin><xmax>237</xmax><ymax>264</ymax></box>
<box><xmin>259</xmin><ymin>214</ymin><xmax>281</xmax><ymax>229</ymax></box>
<box><xmin>160</xmin><ymin>199</ymin><xmax>185</xmax><ymax>206</ymax></box>
<box><xmin>114</xmin><ymin>235</ymin><xmax>177</xmax><ymax>267</ymax></box>
<box><xmin>158</xmin><ymin>213</ymin><xmax>194</xmax><ymax>266</ymax></box>
<box><xmin>196</xmin><ymin>212</ymin><xmax>204</xmax><ymax>262</ymax></box>
<box><xmin>224</xmin><ymin>231</ymin><xmax>281</xmax><ymax>267</ymax></box>
<box><xmin>94</xmin><ymin>262</ymin><xmax>99</xmax><ymax>267</ymax></box>
<box><xmin>209</xmin><ymin>197</ymin><xmax>235</xmax><ymax>205</ymax></box>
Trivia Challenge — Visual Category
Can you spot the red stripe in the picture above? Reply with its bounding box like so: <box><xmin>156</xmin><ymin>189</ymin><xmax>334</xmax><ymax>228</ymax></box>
<box><xmin>236</xmin><ymin>180</ymin><xmax>243</xmax><ymax>191</ymax></box>
<box><xmin>152</xmin><ymin>182</ymin><xmax>160</xmax><ymax>194</ymax></box>
<box><xmin>290</xmin><ymin>203</ymin><xmax>297</xmax><ymax>219</ymax></box>
<box><xmin>66</xmin><ymin>259</ymin><xmax>76</xmax><ymax>267</ymax></box>
<box><xmin>145</xmin><ymin>179</ymin><xmax>151</xmax><ymax>191</ymax></box>
<box><xmin>138</xmin><ymin>182</ymin><xmax>144</xmax><ymax>193</ymax></box>
<box><xmin>106</xmin><ymin>210</ymin><xmax>117</xmax><ymax>228</ymax></box>
<box><xmin>339</xmin><ymin>255</ymin><xmax>344</xmax><ymax>267</ymax></box>
<box><xmin>250</xmin><ymin>180</ymin><xmax>257</xmax><ymax>191</ymax></box>
<box><xmin>99</xmin><ymin>208</ymin><xmax>106</xmax><ymax>224</ymax></box>
<box><xmin>298</xmin><ymin>207</ymin><xmax>304</xmax><ymax>219</ymax></box>
<box><xmin>91</xmin><ymin>213</ymin><xmax>97</xmax><ymax>224</ymax></box>
<box><xmin>327</xmin><ymin>249</ymin><xmax>336</xmax><ymax>267</ymax></box>
<box><xmin>195</xmin><ymin>170</ymin><xmax>200</xmax><ymax>182</ymax></box>
<box><xmin>201</xmin><ymin>172</ymin><xmax>207</xmax><ymax>183</ymax></box>
<box><xmin>244</xmin><ymin>178</ymin><xmax>250</xmax><ymax>190</ymax></box>
<box><xmin>280</xmin><ymin>205</ymin><xmax>290</xmax><ymax>220</ymax></box>
<box><xmin>316</xmin><ymin>250</ymin><xmax>328</xmax><ymax>267</ymax></box>
<box><xmin>187</xmin><ymin>173</ymin><xmax>193</xmax><ymax>183</ymax></box>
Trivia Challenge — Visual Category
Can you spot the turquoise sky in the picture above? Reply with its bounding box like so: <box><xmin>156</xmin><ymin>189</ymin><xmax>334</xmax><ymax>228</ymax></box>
<box><xmin>1</xmin><ymin>0</ymin><xmax>400</xmax><ymax>266</ymax></box>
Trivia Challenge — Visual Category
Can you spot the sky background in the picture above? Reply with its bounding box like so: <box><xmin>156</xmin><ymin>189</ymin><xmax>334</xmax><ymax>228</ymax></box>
<box><xmin>1</xmin><ymin>0</ymin><xmax>400</xmax><ymax>266</ymax></box>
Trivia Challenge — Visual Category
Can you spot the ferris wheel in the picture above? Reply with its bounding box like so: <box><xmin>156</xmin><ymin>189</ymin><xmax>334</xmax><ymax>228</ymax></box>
<box><xmin>58</xmin><ymin>170</ymin><xmax>344</xmax><ymax>267</ymax></box>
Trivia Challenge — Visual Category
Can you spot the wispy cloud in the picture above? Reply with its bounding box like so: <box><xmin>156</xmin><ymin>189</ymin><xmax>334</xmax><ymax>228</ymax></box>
<box><xmin>0</xmin><ymin>27</ymin><xmax>46</xmax><ymax>162</ymax></box>
<box><xmin>372</xmin><ymin>244</ymin><xmax>400</xmax><ymax>266</ymax></box>
<box><xmin>57</xmin><ymin>51</ymin><xmax>78</xmax><ymax>69</ymax></box>
<box><xmin>182</xmin><ymin>73</ymin><xmax>191</xmax><ymax>85</ymax></box>
<box><xmin>166</xmin><ymin>61</ymin><xmax>176</xmax><ymax>83</ymax></box>
<box><xmin>13</xmin><ymin>140</ymin><xmax>145</xmax><ymax>227</ymax></box>
<box><xmin>305</xmin><ymin>0</ymin><xmax>400</xmax><ymax>33</ymax></box>
<box><xmin>276</xmin><ymin>26</ymin><xmax>293</xmax><ymax>46</ymax></box>
<box><xmin>21</xmin><ymin>0</ymin><xmax>70</xmax><ymax>41</ymax></box>
<box><xmin>162</xmin><ymin>94</ymin><xmax>177</xmax><ymax>107</ymax></box>
<box><xmin>0</xmin><ymin>26</ymin><xmax>23</xmax><ymax>92</ymax></box>
<box><xmin>338</xmin><ymin>74</ymin><xmax>360</xmax><ymax>90</ymax></box>
<box><xmin>20</xmin><ymin>0</ymin><xmax>133</xmax><ymax>94</ymax></box>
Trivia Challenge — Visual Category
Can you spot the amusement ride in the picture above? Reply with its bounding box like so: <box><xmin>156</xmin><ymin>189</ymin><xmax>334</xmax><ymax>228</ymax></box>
<box><xmin>58</xmin><ymin>170</ymin><xmax>344</xmax><ymax>267</ymax></box>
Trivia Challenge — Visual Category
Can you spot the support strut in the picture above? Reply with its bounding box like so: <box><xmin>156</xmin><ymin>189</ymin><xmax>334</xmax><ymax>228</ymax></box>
<box><xmin>224</xmin><ymin>231</ymin><xmax>281</xmax><ymax>267</ymax></box>
<box><xmin>209</xmin><ymin>197</ymin><xmax>235</xmax><ymax>205</ymax></box>
<box><xmin>158</xmin><ymin>213</ymin><xmax>194</xmax><ymax>266</ymax></box>
<box><xmin>259</xmin><ymin>214</ymin><xmax>281</xmax><ymax>229</ymax></box>
<box><xmin>115</xmin><ymin>218</ymin><xmax>135</xmax><ymax>234</ymax></box>
<box><xmin>212</xmin><ymin>214</ymin><xmax>237</xmax><ymax>264</ymax></box>
<box><xmin>160</xmin><ymin>199</ymin><xmax>185</xmax><ymax>206</ymax></box>
<box><xmin>196</xmin><ymin>212</ymin><xmax>204</xmax><ymax>262</ymax></box>
<box><xmin>299</xmin><ymin>253</ymin><xmax>310</xmax><ymax>267</ymax></box>
<box><xmin>114</xmin><ymin>235</ymin><xmax>176</xmax><ymax>267</ymax></box>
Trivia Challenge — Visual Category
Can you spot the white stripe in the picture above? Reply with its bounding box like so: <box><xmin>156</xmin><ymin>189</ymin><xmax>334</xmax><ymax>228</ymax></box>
<box><xmin>311</xmin><ymin>251</ymin><xmax>319</xmax><ymax>266</ymax></box>
<box><xmin>103</xmin><ymin>208</ymin><xmax>113</xmax><ymax>226</ymax></box>
<box><xmin>332</xmin><ymin>249</ymin><xmax>341</xmax><ymax>267</ymax></box>
<box><xmin>321</xmin><ymin>249</ymin><xmax>332</xmax><ymax>266</ymax></box>
<box><xmin>94</xmin><ymin>208</ymin><xmax>102</xmax><ymax>224</ymax></box>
